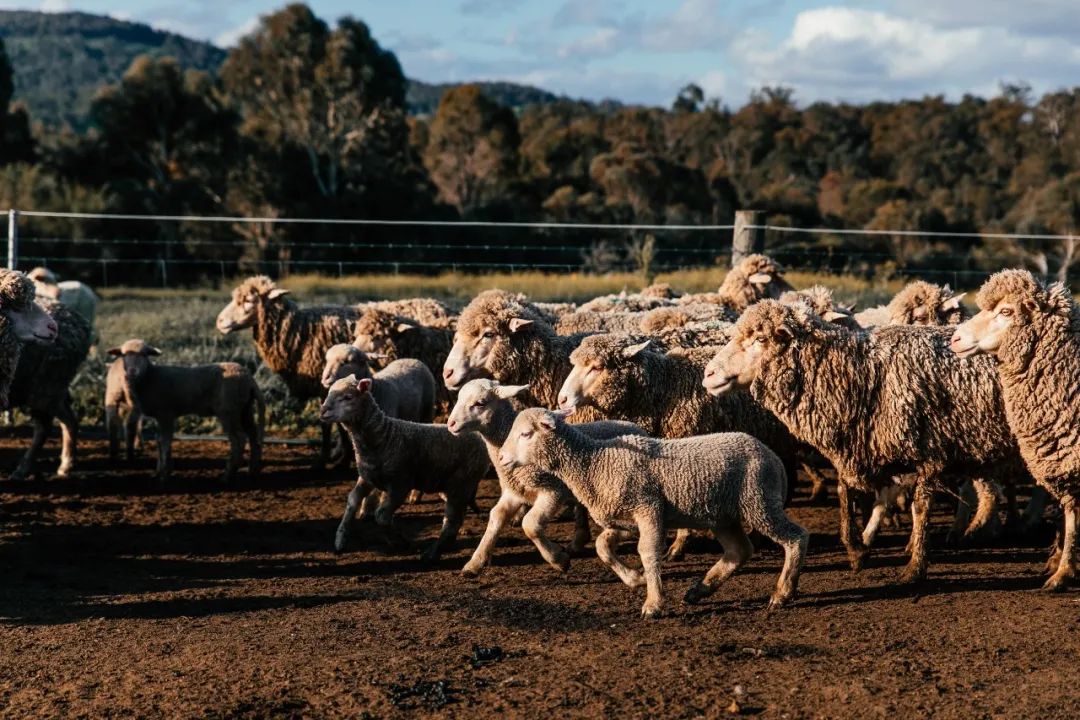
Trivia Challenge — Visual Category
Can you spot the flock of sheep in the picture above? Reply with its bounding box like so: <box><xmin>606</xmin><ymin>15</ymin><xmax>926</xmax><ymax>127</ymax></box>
<box><xmin>0</xmin><ymin>254</ymin><xmax>1077</xmax><ymax>619</ymax></box>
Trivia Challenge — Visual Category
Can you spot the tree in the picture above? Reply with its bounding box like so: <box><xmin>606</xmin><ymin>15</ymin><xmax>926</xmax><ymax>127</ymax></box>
<box><xmin>423</xmin><ymin>84</ymin><xmax>521</xmax><ymax>215</ymax></box>
<box><xmin>672</xmin><ymin>83</ymin><xmax>704</xmax><ymax>113</ymax></box>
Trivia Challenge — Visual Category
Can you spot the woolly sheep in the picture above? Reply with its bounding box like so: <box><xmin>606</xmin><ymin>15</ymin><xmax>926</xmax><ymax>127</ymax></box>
<box><xmin>498</xmin><ymin>408</ymin><xmax>808</xmax><ymax>619</ymax></box>
<box><xmin>705</xmin><ymin>300</ymin><xmax>1023</xmax><ymax>583</ymax></box>
<box><xmin>855</xmin><ymin>280</ymin><xmax>967</xmax><ymax>329</ymax></box>
<box><xmin>677</xmin><ymin>254</ymin><xmax>794</xmax><ymax>311</ymax></box>
<box><xmin>443</xmin><ymin>289</ymin><xmax>599</xmax><ymax>418</ymax></box>
<box><xmin>216</xmin><ymin>275</ymin><xmax>355</xmax><ymax>467</ymax></box>
<box><xmin>320</xmin><ymin>344</ymin><xmax>436</xmax><ymax>423</ymax></box>
<box><xmin>108</xmin><ymin>340</ymin><xmax>265</xmax><ymax>483</ymax></box>
<box><xmin>577</xmin><ymin>285</ymin><xmax>679</xmax><ymax>313</ymax></box>
<box><xmin>361</xmin><ymin>297</ymin><xmax>454</xmax><ymax>327</ymax></box>
<box><xmin>350</xmin><ymin>308</ymin><xmax>453</xmax><ymax>408</ymax></box>
<box><xmin>950</xmin><ymin>270</ymin><xmax>1080</xmax><ymax>590</ymax></box>
<box><xmin>321</xmin><ymin>375</ymin><xmax>490</xmax><ymax>561</ymax></box>
<box><xmin>554</xmin><ymin>309</ymin><xmax>648</xmax><ymax>336</ymax></box>
<box><xmin>448</xmin><ymin>379</ymin><xmax>645</xmax><ymax>576</ymax></box>
<box><xmin>8</xmin><ymin>298</ymin><xmax>91</xmax><ymax>480</ymax></box>
<box><xmin>105</xmin><ymin>356</ymin><xmax>143</xmax><ymax>463</ymax></box>
<box><xmin>0</xmin><ymin>270</ymin><xmax>58</xmax><ymax>409</ymax></box>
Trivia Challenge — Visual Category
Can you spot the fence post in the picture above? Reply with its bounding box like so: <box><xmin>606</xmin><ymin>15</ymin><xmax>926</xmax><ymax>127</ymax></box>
<box><xmin>732</xmin><ymin>210</ymin><xmax>764</xmax><ymax>267</ymax></box>
<box><xmin>6</xmin><ymin>209</ymin><xmax>17</xmax><ymax>270</ymax></box>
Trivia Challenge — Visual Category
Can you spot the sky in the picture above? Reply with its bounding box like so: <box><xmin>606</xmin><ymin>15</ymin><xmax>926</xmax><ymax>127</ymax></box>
<box><xmin>11</xmin><ymin>0</ymin><xmax>1080</xmax><ymax>107</ymax></box>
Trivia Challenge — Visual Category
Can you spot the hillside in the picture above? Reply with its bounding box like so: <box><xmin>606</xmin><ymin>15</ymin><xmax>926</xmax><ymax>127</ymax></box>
<box><xmin>0</xmin><ymin>10</ymin><xmax>226</xmax><ymax>130</ymax></box>
<box><xmin>0</xmin><ymin>10</ymin><xmax>587</xmax><ymax>129</ymax></box>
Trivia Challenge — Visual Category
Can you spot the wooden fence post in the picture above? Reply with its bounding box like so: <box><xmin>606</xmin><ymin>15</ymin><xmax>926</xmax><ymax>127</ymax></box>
<box><xmin>732</xmin><ymin>210</ymin><xmax>764</xmax><ymax>267</ymax></box>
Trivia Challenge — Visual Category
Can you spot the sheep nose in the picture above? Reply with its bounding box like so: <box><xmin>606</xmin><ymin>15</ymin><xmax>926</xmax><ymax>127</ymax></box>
<box><xmin>704</xmin><ymin>368</ymin><xmax>716</xmax><ymax>378</ymax></box>
<box><xmin>443</xmin><ymin>367</ymin><xmax>454</xmax><ymax>379</ymax></box>
<box><xmin>447</xmin><ymin>418</ymin><xmax>457</xmax><ymax>431</ymax></box>
<box><xmin>558</xmin><ymin>394</ymin><xmax>568</xmax><ymax>407</ymax></box>
<box><xmin>949</xmin><ymin>332</ymin><xmax>961</xmax><ymax>346</ymax></box>
<box><xmin>47</xmin><ymin>319</ymin><xmax>58</xmax><ymax>335</ymax></box>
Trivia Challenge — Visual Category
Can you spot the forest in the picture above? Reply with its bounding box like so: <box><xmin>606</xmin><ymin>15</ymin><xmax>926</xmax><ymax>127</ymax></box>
<box><xmin>0</xmin><ymin>3</ymin><xmax>1078</xmax><ymax>285</ymax></box>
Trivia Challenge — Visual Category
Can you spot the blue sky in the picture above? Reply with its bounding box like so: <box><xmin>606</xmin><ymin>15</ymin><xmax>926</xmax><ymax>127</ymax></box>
<box><xmin>12</xmin><ymin>0</ymin><xmax>1080</xmax><ymax>106</ymax></box>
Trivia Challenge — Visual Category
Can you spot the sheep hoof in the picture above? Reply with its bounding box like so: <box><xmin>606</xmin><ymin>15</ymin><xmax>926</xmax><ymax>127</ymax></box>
<box><xmin>419</xmin><ymin>546</ymin><xmax>441</xmax><ymax>564</ymax></box>
<box><xmin>847</xmin><ymin>548</ymin><xmax>869</xmax><ymax>572</ymax></box>
<box><xmin>640</xmin><ymin>603</ymin><xmax>666</xmax><ymax>620</ymax></box>
<box><xmin>553</xmin><ymin>552</ymin><xmax>571</xmax><ymax>574</ymax></box>
<box><xmin>461</xmin><ymin>562</ymin><xmax>485</xmax><ymax>578</ymax></box>
<box><xmin>682</xmin><ymin>581</ymin><xmax>714</xmax><ymax>605</ymax></box>
<box><xmin>898</xmin><ymin>566</ymin><xmax>926</xmax><ymax>585</ymax></box>
<box><xmin>664</xmin><ymin>546</ymin><xmax>686</xmax><ymax>563</ymax></box>
<box><xmin>767</xmin><ymin>594</ymin><xmax>792</xmax><ymax>611</ymax></box>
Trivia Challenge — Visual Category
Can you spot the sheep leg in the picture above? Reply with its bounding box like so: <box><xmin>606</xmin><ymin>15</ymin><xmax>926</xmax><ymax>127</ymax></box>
<box><xmin>241</xmin><ymin>403</ymin><xmax>261</xmax><ymax>479</ymax></box>
<box><xmin>683</xmin><ymin>525</ymin><xmax>753</xmax><ymax>605</ymax></box>
<box><xmin>861</xmin><ymin>488</ymin><xmax>890</xmax><ymax>547</ymax></box>
<box><xmin>963</xmin><ymin>479</ymin><xmax>1002</xmax><ymax>542</ymax></box>
<box><xmin>664</xmin><ymin>529</ymin><xmax>693</xmax><ymax>562</ymax></box>
<box><xmin>406</xmin><ymin>489</ymin><xmax>423</xmax><ymax>505</ymax></box>
<box><xmin>636</xmin><ymin>512</ymin><xmax>667</xmax><ymax>619</ymax></box>
<box><xmin>1043</xmin><ymin>497</ymin><xmax>1077</xmax><ymax>592</ymax></box>
<box><xmin>10</xmin><ymin>413</ymin><xmax>50</xmax><ymax>481</ymax></box>
<box><xmin>519</xmin><ymin>491</ymin><xmax>573</xmax><ymax>574</ymax></box>
<box><xmin>757</xmin><ymin>509</ymin><xmax>809</xmax><ymax>610</ymax></box>
<box><xmin>54</xmin><ymin>399</ymin><xmax>78</xmax><ymax>478</ymax></box>
<box><xmin>106</xmin><ymin>404</ymin><xmax>121</xmax><ymax>463</ymax></box>
<box><xmin>374</xmin><ymin>483</ymin><xmax>413</xmax><ymax>551</ymax></box>
<box><xmin>805</xmin><ymin>463</ymin><xmax>831</xmax><ymax>503</ymax></box>
<box><xmin>595</xmin><ymin>528</ymin><xmax>645</xmax><ymax>588</ymax></box>
<box><xmin>899</xmin><ymin>484</ymin><xmax>932</xmax><ymax>584</ymax></box>
<box><xmin>837</xmin><ymin>480</ymin><xmax>869</xmax><ymax>571</ymax></box>
<box><xmin>461</xmin><ymin>491</ymin><xmax>526</xmax><ymax>577</ymax></box>
<box><xmin>125</xmin><ymin>410</ymin><xmax>142</xmax><ymax>461</ymax></box>
<box><xmin>947</xmin><ymin>480</ymin><xmax>977</xmax><ymax>546</ymax></box>
<box><xmin>570</xmin><ymin>502</ymin><xmax>591</xmax><ymax>553</ymax></box>
<box><xmin>357</xmin><ymin>489</ymin><xmax>383</xmax><ymax>522</ymax></box>
<box><xmin>334</xmin><ymin>477</ymin><xmax>376</xmax><ymax>553</ymax></box>
<box><xmin>220</xmin><ymin>418</ymin><xmax>245</xmax><ymax>484</ymax></box>
<box><xmin>421</xmin><ymin>493</ymin><xmax>467</xmax><ymax>563</ymax></box>
<box><xmin>155</xmin><ymin>419</ymin><xmax>175</xmax><ymax>483</ymax></box>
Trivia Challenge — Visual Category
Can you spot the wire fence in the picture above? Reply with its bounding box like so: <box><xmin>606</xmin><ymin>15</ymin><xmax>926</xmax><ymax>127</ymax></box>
<box><xmin>6</xmin><ymin>209</ymin><xmax>1078</xmax><ymax>289</ymax></box>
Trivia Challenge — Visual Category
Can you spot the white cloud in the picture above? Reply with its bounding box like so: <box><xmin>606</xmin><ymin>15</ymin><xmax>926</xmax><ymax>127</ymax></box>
<box><xmin>215</xmin><ymin>16</ymin><xmax>259</xmax><ymax>48</ymax></box>
<box><xmin>556</xmin><ymin>27</ymin><xmax>620</xmax><ymax>59</ymax></box>
<box><xmin>642</xmin><ymin>0</ymin><xmax>732</xmax><ymax>52</ymax></box>
<box><xmin>891</xmin><ymin>0</ymin><xmax>1080</xmax><ymax>38</ymax></box>
<box><xmin>39</xmin><ymin>0</ymin><xmax>70</xmax><ymax>11</ymax></box>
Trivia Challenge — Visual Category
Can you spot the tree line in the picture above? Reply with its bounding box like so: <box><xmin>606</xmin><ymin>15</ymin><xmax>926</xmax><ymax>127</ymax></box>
<box><xmin>1</xmin><ymin>3</ymin><xmax>1078</xmax><ymax>285</ymax></box>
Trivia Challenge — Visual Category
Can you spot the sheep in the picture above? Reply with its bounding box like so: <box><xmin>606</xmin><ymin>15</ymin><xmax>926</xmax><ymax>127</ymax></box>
<box><xmin>577</xmin><ymin>284</ymin><xmax>680</xmax><ymax>313</ymax></box>
<box><xmin>448</xmin><ymin>379</ymin><xmax>645</xmax><ymax>576</ymax></box>
<box><xmin>498</xmin><ymin>408</ymin><xmax>808</xmax><ymax>619</ymax></box>
<box><xmin>28</xmin><ymin>267</ymin><xmax>99</xmax><ymax>341</ymax></box>
<box><xmin>361</xmin><ymin>297</ymin><xmax>454</xmax><ymax>327</ymax></box>
<box><xmin>320</xmin><ymin>344</ymin><xmax>436</xmax><ymax>424</ymax></box>
<box><xmin>7</xmin><ymin>298</ymin><xmax>91</xmax><ymax>480</ymax></box>
<box><xmin>350</xmin><ymin>308</ymin><xmax>453</xmax><ymax>406</ymax></box>
<box><xmin>638</xmin><ymin>304</ymin><xmax>737</xmax><ymax>335</ymax></box>
<box><xmin>0</xmin><ymin>270</ymin><xmax>58</xmax><ymax>409</ymax></box>
<box><xmin>705</xmin><ymin>300</ymin><xmax>1023</xmax><ymax>583</ymax></box>
<box><xmin>950</xmin><ymin>269</ymin><xmax>1080</xmax><ymax>591</ymax></box>
<box><xmin>216</xmin><ymin>275</ymin><xmax>356</xmax><ymax>467</ymax></box>
<box><xmin>855</xmin><ymin>280</ymin><xmax>967</xmax><ymax>329</ymax></box>
<box><xmin>555</xmin><ymin>309</ymin><xmax>648</xmax><ymax>336</ymax></box>
<box><xmin>443</xmin><ymin>289</ymin><xmax>599</xmax><ymax>417</ymax></box>
<box><xmin>532</xmin><ymin>301</ymin><xmax>578</xmax><ymax>321</ymax></box>
<box><xmin>778</xmin><ymin>286</ymin><xmax>859</xmax><ymax>330</ymax></box>
<box><xmin>321</xmin><ymin>375</ymin><xmax>491</xmax><ymax>562</ymax></box>
<box><xmin>105</xmin><ymin>356</ymin><xmax>143</xmax><ymax>463</ymax></box>
<box><xmin>107</xmin><ymin>339</ymin><xmax>264</xmax><ymax>483</ymax></box>
<box><xmin>677</xmin><ymin>254</ymin><xmax>794</xmax><ymax>311</ymax></box>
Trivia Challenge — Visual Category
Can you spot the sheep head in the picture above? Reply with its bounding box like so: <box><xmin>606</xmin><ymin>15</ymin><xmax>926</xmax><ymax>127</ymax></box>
<box><xmin>498</xmin><ymin>407</ymin><xmax>571</xmax><ymax>471</ymax></box>
<box><xmin>705</xmin><ymin>300</ymin><xmax>805</xmax><ymax>395</ymax></box>
<box><xmin>888</xmin><ymin>280</ymin><xmax>968</xmax><ymax>326</ymax></box>
<box><xmin>447</xmin><ymin>379</ymin><xmax>528</xmax><ymax>436</ymax></box>
<box><xmin>320</xmin><ymin>374</ymin><xmax>373</xmax><ymax>423</ymax></box>
<box><xmin>0</xmin><ymin>270</ymin><xmax>57</xmax><ymax>344</ymax></box>
<box><xmin>443</xmin><ymin>290</ymin><xmax>546</xmax><ymax>391</ymax></box>
<box><xmin>951</xmin><ymin>269</ymin><xmax>1072</xmax><ymax>359</ymax></box>
<box><xmin>720</xmin><ymin>254</ymin><xmax>795</xmax><ymax>309</ymax></box>
<box><xmin>322</xmin><ymin>343</ymin><xmax>373</xmax><ymax>388</ymax></box>
<box><xmin>352</xmin><ymin>308</ymin><xmax>419</xmax><ymax>363</ymax></box>
<box><xmin>107</xmin><ymin>339</ymin><xmax>163</xmax><ymax>384</ymax></box>
<box><xmin>560</xmin><ymin>334</ymin><xmax>651</xmax><ymax>413</ymax></box>
<box><xmin>217</xmin><ymin>275</ymin><xmax>291</xmax><ymax>334</ymax></box>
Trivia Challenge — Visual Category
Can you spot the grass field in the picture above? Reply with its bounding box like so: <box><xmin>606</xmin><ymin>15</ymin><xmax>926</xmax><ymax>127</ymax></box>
<box><xmin>61</xmin><ymin>268</ymin><xmax>907</xmax><ymax>437</ymax></box>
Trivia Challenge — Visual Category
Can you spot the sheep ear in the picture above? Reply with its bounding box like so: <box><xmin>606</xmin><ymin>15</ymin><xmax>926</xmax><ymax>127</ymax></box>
<box><xmin>774</xmin><ymin>325</ymin><xmax>794</xmax><ymax>342</ymax></box>
<box><xmin>356</xmin><ymin>377</ymin><xmax>373</xmax><ymax>393</ymax></box>
<box><xmin>508</xmin><ymin>318</ymin><xmax>534</xmax><ymax>334</ymax></box>
<box><xmin>366</xmin><ymin>351</ymin><xmax>389</xmax><ymax>361</ymax></box>
<box><xmin>395</xmin><ymin>322</ymin><xmax>417</xmax><ymax>334</ymax></box>
<box><xmin>144</xmin><ymin>346</ymin><xmax>163</xmax><ymax>356</ymax></box>
<box><xmin>843</xmin><ymin>303</ymin><xmax>857</xmax><ymax>313</ymax></box>
<box><xmin>749</xmin><ymin>273</ymin><xmax>772</xmax><ymax>284</ymax></box>
<box><xmin>494</xmin><ymin>384</ymin><xmax>529</xmax><ymax>400</ymax></box>
<box><xmin>538</xmin><ymin>409</ymin><xmax>570</xmax><ymax>431</ymax></box>
<box><xmin>267</xmin><ymin>288</ymin><xmax>291</xmax><ymax>300</ymax></box>
<box><xmin>622</xmin><ymin>340</ymin><xmax>651</xmax><ymax>358</ymax></box>
<box><xmin>942</xmin><ymin>293</ymin><xmax>965</xmax><ymax>310</ymax></box>
<box><xmin>107</xmin><ymin>347</ymin><xmax>123</xmax><ymax>357</ymax></box>
<box><xmin>823</xmin><ymin>311</ymin><xmax>848</xmax><ymax>322</ymax></box>
<box><xmin>1022</xmin><ymin>298</ymin><xmax>1039</xmax><ymax>315</ymax></box>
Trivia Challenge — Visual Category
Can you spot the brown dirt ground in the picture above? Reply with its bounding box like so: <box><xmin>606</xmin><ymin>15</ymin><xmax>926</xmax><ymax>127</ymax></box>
<box><xmin>0</xmin><ymin>434</ymin><xmax>1078</xmax><ymax>719</ymax></box>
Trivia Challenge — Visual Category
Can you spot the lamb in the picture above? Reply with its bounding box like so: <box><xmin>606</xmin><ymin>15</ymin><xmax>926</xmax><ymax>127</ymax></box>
<box><xmin>443</xmin><ymin>289</ymin><xmax>597</xmax><ymax>416</ymax></box>
<box><xmin>677</xmin><ymin>254</ymin><xmax>794</xmax><ymax>311</ymax></box>
<box><xmin>7</xmin><ymin>298</ymin><xmax>91</xmax><ymax>480</ymax></box>
<box><xmin>28</xmin><ymin>267</ymin><xmax>99</xmax><ymax>337</ymax></box>
<box><xmin>107</xmin><ymin>340</ymin><xmax>264</xmax><ymax>483</ymax></box>
<box><xmin>320</xmin><ymin>344</ymin><xmax>436</xmax><ymax>424</ymax></box>
<box><xmin>855</xmin><ymin>280</ymin><xmax>967</xmax><ymax>329</ymax></box>
<box><xmin>105</xmin><ymin>355</ymin><xmax>143</xmax><ymax>463</ymax></box>
<box><xmin>705</xmin><ymin>300</ymin><xmax>1023</xmax><ymax>582</ymax></box>
<box><xmin>950</xmin><ymin>269</ymin><xmax>1080</xmax><ymax>590</ymax></box>
<box><xmin>350</xmin><ymin>307</ymin><xmax>453</xmax><ymax>403</ymax></box>
<box><xmin>448</xmin><ymin>379</ymin><xmax>645</xmax><ymax>576</ymax></box>
<box><xmin>498</xmin><ymin>408</ymin><xmax>808</xmax><ymax>619</ymax></box>
<box><xmin>0</xmin><ymin>270</ymin><xmax>58</xmax><ymax>409</ymax></box>
<box><xmin>321</xmin><ymin>375</ymin><xmax>490</xmax><ymax>562</ymax></box>
<box><xmin>216</xmin><ymin>275</ymin><xmax>356</xmax><ymax>466</ymax></box>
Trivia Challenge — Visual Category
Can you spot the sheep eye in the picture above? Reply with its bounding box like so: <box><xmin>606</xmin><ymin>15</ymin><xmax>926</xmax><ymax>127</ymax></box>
<box><xmin>999</xmin><ymin>308</ymin><xmax>1013</xmax><ymax>317</ymax></box>
<box><xmin>472</xmin><ymin>400</ymin><xmax>485</xmax><ymax>408</ymax></box>
<box><xmin>520</xmin><ymin>430</ymin><xmax>533</xmax><ymax>439</ymax></box>
<box><xmin>754</xmin><ymin>336</ymin><xmax>766</xmax><ymax>344</ymax></box>
<box><xmin>482</xmin><ymin>331</ymin><xmax>496</xmax><ymax>339</ymax></box>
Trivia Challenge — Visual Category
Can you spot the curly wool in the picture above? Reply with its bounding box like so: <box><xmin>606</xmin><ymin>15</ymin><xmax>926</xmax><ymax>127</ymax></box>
<box><xmin>679</xmin><ymin>254</ymin><xmax>794</xmax><ymax>312</ymax></box>
<box><xmin>568</xmin><ymin>333</ymin><xmax>801</xmax><ymax>478</ymax></box>
<box><xmin>555</xmin><ymin>309</ymin><xmax>647</xmax><ymax>335</ymax></box>
<box><xmin>233</xmin><ymin>276</ymin><xmax>357</xmax><ymax>401</ymax></box>
<box><xmin>10</xmin><ymin>299</ymin><xmax>92</xmax><ymax>416</ymax></box>
<box><xmin>0</xmin><ymin>270</ymin><xmax>38</xmax><ymax>407</ymax></box>
<box><xmin>734</xmin><ymin>301</ymin><xmax>1019</xmax><ymax>493</ymax></box>
<box><xmin>974</xmin><ymin>270</ymin><xmax>1080</xmax><ymax>497</ymax></box>
<box><xmin>361</xmin><ymin>298</ymin><xmax>455</xmax><ymax>327</ymax></box>
<box><xmin>856</xmin><ymin>281</ymin><xmax>968</xmax><ymax>328</ymax></box>
<box><xmin>779</xmin><ymin>286</ymin><xmax>861</xmax><ymax>330</ymax></box>
<box><xmin>353</xmin><ymin>308</ymin><xmax>453</xmax><ymax>384</ymax></box>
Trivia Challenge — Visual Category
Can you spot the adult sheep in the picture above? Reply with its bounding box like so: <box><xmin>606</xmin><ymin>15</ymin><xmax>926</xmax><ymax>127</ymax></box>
<box><xmin>950</xmin><ymin>270</ymin><xmax>1080</xmax><ymax>590</ymax></box>
<box><xmin>855</xmin><ymin>280</ymin><xmax>967</xmax><ymax>329</ymax></box>
<box><xmin>0</xmin><ymin>270</ymin><xmax>58</xmax><ymax>408</ymax></box>
<box><xmin>677</xmin><ymin>254</ymin><xmax>794</xmax><ymax>311</ymax></box>
<box><xmin>216</xmin><ymin>275</ymin><xmax>356</xmax><ymax>467</ymax></box>
<box><xmin>705</xmin><ymin>300</ymin><xmax>1023</xmax><ymax>583</ymax></box>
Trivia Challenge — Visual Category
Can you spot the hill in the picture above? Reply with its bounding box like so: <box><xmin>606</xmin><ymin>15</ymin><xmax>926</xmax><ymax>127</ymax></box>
<box><xmin>0</xmin><ymin>10</ymin><xmax>226</xmax><ymax>130</ymax></box>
